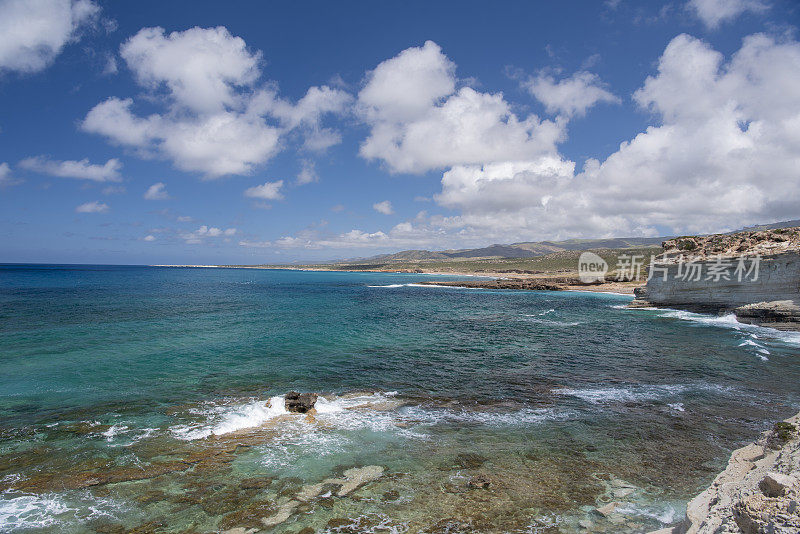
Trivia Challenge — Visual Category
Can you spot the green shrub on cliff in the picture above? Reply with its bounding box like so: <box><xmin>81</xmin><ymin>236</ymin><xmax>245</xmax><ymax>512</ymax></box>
<box><xmin>773</xmin><ymin>422</ymin><xmax>796</xmax><ymax>442</ymax></box>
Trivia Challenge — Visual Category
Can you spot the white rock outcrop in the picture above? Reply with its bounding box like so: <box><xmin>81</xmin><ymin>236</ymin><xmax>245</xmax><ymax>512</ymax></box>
<box><xmin>631</xmin><ymin>228</ymin><xmax>800</xmax><ymax>329</ymax></box>
<box><xmin>648</xmin><ymin>413</ymin><xmax>800</xmax><ymax>533</ymax></box>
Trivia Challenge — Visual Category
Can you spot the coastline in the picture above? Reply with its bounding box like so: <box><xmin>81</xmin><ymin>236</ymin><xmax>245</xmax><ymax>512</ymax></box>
<box><xmin>3</xmin><ymin>265</ymin><xmax>800</xmax><ymax>532</ymax></box>
<box><xmin>632</xmin><ymin>231</ymin><xmax>800</xmax><ymax>331</ymax></box>
<box><xmin>150</xmin><ymin>264</ymin><xmax>642</xmax><ymax>295</ymax></box>
<box><xmin>414</xmin><ymin>277</ymin><xmax>641</xmax><ymax>295</ymax></box>
<box><xmin>649</xmin><ymin>412</ymin><xmax>800</xmax><ymax>534</ymax></box>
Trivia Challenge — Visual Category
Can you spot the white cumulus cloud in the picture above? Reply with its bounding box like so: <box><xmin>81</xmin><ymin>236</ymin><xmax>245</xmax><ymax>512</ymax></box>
<box><xmin>121</xmin><ymin>26</ymin><xmax>260</xmax><ymax>114</ymax></box>
<box><xmin>0</xmin><ymin>0</ymin><xmax>100</xmax><ymax>73</ymax></box>
<box><xmin>244</xmin><ymin>180</ymin><xmax>283</xmax><ymax>200</ymax></box>
<box><xmin>372</xmin><ymin>200</ymin><xmax>394</xmax><ymax>215</ymax></box>
<box><xmin>75</xmin><ymin>200</ymin><xmax>109</xmax><ymax>213</ymax></box>
<box><xmin>357</xmin><ymin>40</ymin><xmax>565</xmax><ymax>174</ymax></box>
<box><xmin>296</xmin><ymin>160</ymin><xmax>318</xmax><ymax>185</ymax></box>
<box><xmin>434</xmin><ymin>32</ymin><xmax>800</xmax><ymax>240</ymax></box>
<box><xmin>20</xmin><ymin>156</ymin><xmax>122</xmax><ymax>182</ymax></box>
<box><xmin>253</xmin><ymin>33</ymin><xmax>800</xmax><ymax>251</ymax></box>
<box><xmin>523</xmin><ymin>70</ymin><xmax>619</xmax><ymax>117</ymax></box>
<box><xmin>687</xmin><ymin>0</ymin><xmax>768</xmax><ymax>29</ymax></box>
<box><xmin>0</xmin><ymin>162</ymin><xmax>20</xmax><ymax>186</ymax></box>
<box><xmin>82</xmin><ymin>26</ymin><xmax>351</xmax><ymax>179</ymax></box>
<box><xmin>181</xmin><ymin>225</ymin><xmax>236</xmax><ymax>244</ymax></box>
<box><xmin>144</xmin><ymin>182</ymin><xmax>169</xmax><ymax>200</ymax></box>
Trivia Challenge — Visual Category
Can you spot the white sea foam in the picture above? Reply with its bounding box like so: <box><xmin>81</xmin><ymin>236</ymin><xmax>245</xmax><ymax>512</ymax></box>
<box><xmin>366</xmin><ymin>283</ymin><xmax>483</xmax><ymax>289</ymax></box>
<box><xmin>102</xmin><ymin>425</ymin><xmax>158</xmax><ymax>447</ymax></box>
<box><xmin>257</xmin><ymin>429</ymin><xmax>352</xmax><ymax>469</ymax></box>
<box><xmin>565</xmin><ymin>289</ymin><xmax>634</xmax><ymax>297</ymax></box>
<box><xmin>212</xmin><ymin>396</ymin><xmax>288</xmax><ymax>435</ymax></box>
<box><xmin>0</xmin><ymin>493</ymin><xmax>70</xmax><ymax>529</ymax></box>
<box><xmin>522</xmin><ymin>308</ymin><xmax>582</xmax><ymax>326</ymax></box>
<box><xmin>318</xmin><ymin>513</ymin><xmax>409</xmax><ymax>534</ymax></box>
<box><xmin>406</xmin><ymin>283</ymin><xmax>483</xmax><ymax>289</ymax></box>
<box><xmin>102</xmin><ymin>424</ymin><xmax>127</xmax><ymax>441</ymax></box>
<box><xmin>616</xmin><ymin>502</ymin><xmax>680</xmax><ymax>525</ymax></box>
<box><xmin>171</xmin><ymin>395</ymin><xmax>288</xmax><ymax>440</ymax></box>
<box><xmin>315</xmin><ymin>393</ymin><xmax>572</xmax><ymax>430</ymax></box>
<box><xmin>738</xmin><ymin>338</ymin><xmax>771</xmax><ymax>361</ymax></box>
<box><xmin>657</xmin><ymin>309</ymin><xmax>800</xmax><ymax>346</ymax></box>
<box><xmin>0</xmin><ymin>491</ymin><xmax>126</xmax><ymax>530</ymax></box>
<box><xmin>427</xmin><ymin>407</ymin><xmax>575</xmax><ymax>427</ymax></box>
<box><xmin>555</xmin><ymin>383</ymin><xmax>734</xmax><ymax>405</ymax></box>
<box><xmin>658</xmin><ymin>310</ymin><xmax>741</xmax><ymax>327</ymax></box>
<box><xmin>556</xmin><ymin>386</ymin><xmax>677</xmax><ymax>404</ymax></box>
<box><xmin>171</xmin><ymin>391</ymin><xmax>571</xmax><ymax>444</ymax></box>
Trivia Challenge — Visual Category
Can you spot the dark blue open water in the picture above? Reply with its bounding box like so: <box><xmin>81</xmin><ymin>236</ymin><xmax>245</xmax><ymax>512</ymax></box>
<box><xmin>1</xmin><ymin>265</ymin><xmax>798</xmax><ymax>532</ymax></box>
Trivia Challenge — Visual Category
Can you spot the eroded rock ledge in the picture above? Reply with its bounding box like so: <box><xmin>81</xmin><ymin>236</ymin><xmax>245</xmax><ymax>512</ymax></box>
<box><xmin>631</xmin><ymin>228</ymin><xmax>800</xmax><ymax>330</ymax></box>
<box><xmin>649</xmin><ymin>413</ymin><xmax>800</xmax><ymax>534</ymax></box>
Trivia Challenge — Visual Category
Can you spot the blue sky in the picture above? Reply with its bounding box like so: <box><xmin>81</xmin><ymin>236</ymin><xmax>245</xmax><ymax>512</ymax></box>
<box><xmin>1</xmin><ymin>0</ymin><xmax>799</xmax><ymax>264</ymax></box>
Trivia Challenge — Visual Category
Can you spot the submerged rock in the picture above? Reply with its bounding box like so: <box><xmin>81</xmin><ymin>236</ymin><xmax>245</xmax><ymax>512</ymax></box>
<box><xmin>594</xmin><ymin>502</ymin><xmax>620</xmax><ymax>517</ymax></box>
<box><xmin>239</xmin><ymin>476</ymin><xmax>273</xmax><ymax>490</ymax></box>
<box><xmin>455</xmin><ymin>452</ymin><xmax>488</xmax><ymax>469</ymax></box>
<box><xmin>261</xmin><ymin>499</ymin><xmax>300</xmax><ymax>528</ymax></box>
<box><xmin>326</xmin><ymin>518</ymin><xmax>353</xmax><ymax>529</ymax></box>
<box><xmin>382</xmin><ymin>489</ymin><xmax>400</xmax><ymax>501</ymax></box>
<box><xmin>296</xmin><ymin>482</ymin><xmax>325</xmax><ymax>501</ymax></box>
<box><xmin>325</xmin><ymin>465</ymin><xmax>384</xmax><ymax>496</ymax></box>
<box><xmin>284</xmin><ymin>391</ymin><xmax>318</xmax><ymax>413</ymax></box>
<box><xmin>218</xmin><ymin>498</ymin><xmax>276</xmax><ymax>531</ymax></box>
<box><xmin>467</xmin><ymin>475</ymin><xmax>491</xmax><ymax>489</ymax></box>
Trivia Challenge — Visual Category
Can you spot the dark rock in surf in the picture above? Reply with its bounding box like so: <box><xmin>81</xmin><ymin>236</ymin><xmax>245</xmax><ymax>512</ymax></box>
<box><xmin>467</xmin><ymin>475</ymin><xmax>491</xmax><ymax>489</ymax></box>
<box><xmin>455</xmin><ymin>452</ymin><xmax>488</xmax><ymax>469</ymax></box>
<box><xmin>285</xmin><ymin>391</ymin><xmax>318</xmax><ymax>413</ymax></box>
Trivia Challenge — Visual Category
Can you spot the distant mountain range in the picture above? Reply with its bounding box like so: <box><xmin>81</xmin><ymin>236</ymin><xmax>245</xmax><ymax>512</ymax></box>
<box><xmin>335</xmin><ymin>219</ymin><xmax>800</xmax><ymax>265</ymax></box>
<box><xmin>340</xmin><ymin>237</ymin><xmax>666</xmax><ymax>264</ymax></box>
<box><xmin>735</xmin><ymin>219</ymin><xmax>800</xmax><ymax>233</ymax></box>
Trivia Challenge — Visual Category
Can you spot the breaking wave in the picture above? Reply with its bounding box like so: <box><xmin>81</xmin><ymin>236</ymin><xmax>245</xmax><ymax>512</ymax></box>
<box><xmin>168</xmin><ymin>391</ymin><xmax>572</xmax><ymax>442</ymax></box>
<box><xmin>0</xmin><ymin>491</ymin><xmax>127</xmax><ymax>530</ymax></box>
<box><xmin>656</xmin><ymin>309</ymin><xmax>800</xmax><ymax>346</ymax></box>
<box><xmin>555</xmin><ymin>383</ymin><xmax>735</xmax><ymax>405</ymax></box>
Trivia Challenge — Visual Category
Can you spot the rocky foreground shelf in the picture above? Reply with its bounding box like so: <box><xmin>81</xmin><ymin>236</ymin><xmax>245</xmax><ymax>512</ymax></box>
<box><xmin>649</xmin><ymin>413</ymin><xmax>800</xmax><ymax>534</ymax></box>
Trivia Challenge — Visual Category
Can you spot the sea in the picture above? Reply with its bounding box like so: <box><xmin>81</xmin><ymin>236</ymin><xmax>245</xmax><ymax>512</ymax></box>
<box><xmin>1</xmin><ymin>264</ymin><xmax>799</xmax><ymax>533</ymax></box>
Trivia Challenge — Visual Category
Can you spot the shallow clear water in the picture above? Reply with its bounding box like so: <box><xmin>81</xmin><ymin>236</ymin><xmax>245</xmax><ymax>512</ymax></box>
<box><xmin>1</xmin><ymin>265</ymin><xmax>799</xmax><ymax>533</ymax></box>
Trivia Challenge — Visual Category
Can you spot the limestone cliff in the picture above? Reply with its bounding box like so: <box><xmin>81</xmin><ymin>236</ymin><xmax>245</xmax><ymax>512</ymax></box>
<box><xmin>631</xmin><ymin>228</ymin><xmax>800</xmax><ymax>329</ymax></box>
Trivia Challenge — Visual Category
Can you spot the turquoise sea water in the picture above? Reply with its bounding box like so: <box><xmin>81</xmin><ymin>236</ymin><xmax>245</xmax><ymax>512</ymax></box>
<box><xmin>1</xmin><ymin>265</ymin><xmax>799</xmax><ymax>533</ymax></box>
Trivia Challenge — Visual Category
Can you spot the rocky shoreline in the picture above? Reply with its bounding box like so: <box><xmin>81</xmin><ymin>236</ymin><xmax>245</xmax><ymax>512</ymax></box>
<box><xmin>649</xmin><ymin>413</ymin><xmax>800</xmax><ymax>534</ymax></box>
<box><xmin>418</xmin><ymin>278</ymin><xmax>572</xmax><ymax>291</ymax></box>
<box><xmin>417</xmin><ymin>277</ymin><xmax>641</xmax><ymax>294</ymax></box>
